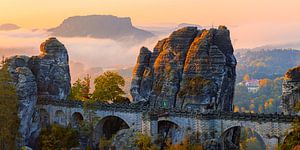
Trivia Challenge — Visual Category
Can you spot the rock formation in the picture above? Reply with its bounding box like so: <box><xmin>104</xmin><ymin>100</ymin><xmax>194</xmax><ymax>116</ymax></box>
<box><xmin>6</xmin><ymin>56</ymin><xmax>39</xmax><ymax>147</ymax></box>
<box><xmin>111</xmin><ymin>128</ymin><xmax>139</xmax><ymax>150</ymax></box>
<box><xmin>5</xmin><ymin>37</ymin><xmax>71</xmax><ymax>147</ymax></box>
<box><xmin>29</xmin><ymin>37</ymin><xmax>71</xmax><ymax>101</ymax></box>
<box><xmin>131</xmin><ymin>26</ymin><xmax>236</xmax><ymax>112</ymax></box>
<box><xmin>281</xmin><ymin>65</ymin><xmax>300</xmax><ymax>114</ymax></box>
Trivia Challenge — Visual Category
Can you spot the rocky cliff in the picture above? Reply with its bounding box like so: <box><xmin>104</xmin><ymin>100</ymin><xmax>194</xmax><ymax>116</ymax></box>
<box><xmin>6</xmin><ymin>56</ymin><xmax>39</xmax><ymax>147</ymax></box>
<box><xmin>29</xmin><ymin>37</ymin><xmax>71</xmax><ymax>101</ymax></box>
<box><xmin>131</xmin><ymin>26</ymin><xmax>236</xmax><ymax>112</ymax></box>
<box><xmin>6</xmin><ymin>37</ymin><xmax>71</xmax><ymax>147</ymax></box>
<box><xmin>282</xmin><ymin>65</ymin><xmax>300</xmax><ymax>114</ymax></box>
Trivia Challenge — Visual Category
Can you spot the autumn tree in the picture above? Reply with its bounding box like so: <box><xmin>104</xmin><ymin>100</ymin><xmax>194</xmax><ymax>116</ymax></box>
<box><xmin>169</xmin><ymin>136</ymin><xmax>203</xmax><ymax>150</ymax></box>
<box><xmin>134</xmin><ymin>132</ymin><xmax>159</xmax><ymax>150</ymax></box>
<box><xmin>69</xmin><ymin>74</ymin><xmax>91</xmax><ymax>101</ymax></box>
<box><xmin>92</xmin><ymin>71</ymin><xmax>127</xmax><ymax>103</ymax></box>
<box><xmin>280</xmin><ymin>102</ymin><xmax>300</xmax><ymax>150</ymax></box>
<box><xmin>0</xmin><ymin>63</ymin><xmax>20</xmax><ymax>150</ymax></box>
<box><xmin>243</xmin><ymin>74</ymin><xmax>250</xmax><ymax>82</ymax></box>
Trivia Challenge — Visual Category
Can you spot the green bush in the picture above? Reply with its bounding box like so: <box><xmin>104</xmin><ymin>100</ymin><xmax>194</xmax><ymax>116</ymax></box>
<box><xmin>38</xmin><ymin>124</ymin><xmax>79</xmax><ymax>150</ymax></box>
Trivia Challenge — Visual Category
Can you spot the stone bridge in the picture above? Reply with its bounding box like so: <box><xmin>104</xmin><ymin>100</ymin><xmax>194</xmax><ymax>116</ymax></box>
<box><xmin>37</xmin><ymin>99</ymin><xmax>299</xmax><ymax>149</ymax></box>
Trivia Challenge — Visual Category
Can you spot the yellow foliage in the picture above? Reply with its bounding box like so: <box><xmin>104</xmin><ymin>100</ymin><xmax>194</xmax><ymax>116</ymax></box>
<box><xmin>250</xmin><ymin>103</ymin><xmax>255</xmax><ymax>110</ymax></box>
<box><xmin>258</xmin><ymin>106</ymin><xmax>263</xmax><ymax>113</ymax></box>
<box><xmin>241</xmin><ymin>107</ymin><xmax>246</xmax><ymax>112</ymax></box>
<box><xmin>135</xmin><ymin>132</ymin><xmax>158</xmax><ymax>150</ymax></box>
<box><xmin>259</xmin><ymin>78</ymin><xmax>271</xmax><ymax>87</ymax></box>
<box><xmin>234</xmin><ymin>106</ymin><xmax>239</xmax><ymax>112</ymax></box>
<box><xmin>169</xmin><ymin>137</ymin><xmax>203</xmax><ymax>150</ymax></box>
<box><xmin>243</xmin><ymin>74</ymin><xmax>250</xmax><ymax>82</ymax></box>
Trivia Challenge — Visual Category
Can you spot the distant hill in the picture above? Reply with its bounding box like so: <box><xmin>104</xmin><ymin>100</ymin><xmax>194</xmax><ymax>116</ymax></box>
<box><xmin>177</xmin><ymin>23</ymin><xmax>202</xmax><ymax>29</ymax></box>
<box><xmin>235</xmin><ymin>49</ymin><xmax>300</xmax><ymax>81</ymax></box>
<box><xmin>48</xmin><ymin>15</ymin><xmax>154</xmax><ymax>43</ymax></box>
<box><xmin>0</xmin><ymin>23</ymin><xmax>20</xmax><ymax>31</ymax></box>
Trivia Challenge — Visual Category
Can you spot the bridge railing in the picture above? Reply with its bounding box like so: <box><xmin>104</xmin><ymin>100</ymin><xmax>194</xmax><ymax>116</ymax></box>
<box><xmin>37</xmin><ymin>99</ymin><xmax>300</xmax><ymax>122</ymax></box>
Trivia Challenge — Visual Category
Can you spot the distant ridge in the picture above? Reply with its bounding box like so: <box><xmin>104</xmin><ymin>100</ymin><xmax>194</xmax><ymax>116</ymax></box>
<box><xmin>48</xmin><ymin>15</ymin><xmax>154</xmax><ymax>42</ymax></box>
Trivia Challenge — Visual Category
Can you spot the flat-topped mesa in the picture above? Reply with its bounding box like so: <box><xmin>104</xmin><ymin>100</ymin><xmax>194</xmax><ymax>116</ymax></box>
<box><xmin>282</xmin><ymin>65</ymin><xmax>300</xmax><ymax>115</ymax></box>
<box><xmin>131</xmin><ymin>26</ymin><xmax>237</xmax><ymax>112</ymax></box>
<box><xmin>29</xmin><ymin>37</ymin><xmax>71</xmax><ymax>101</ymax></box>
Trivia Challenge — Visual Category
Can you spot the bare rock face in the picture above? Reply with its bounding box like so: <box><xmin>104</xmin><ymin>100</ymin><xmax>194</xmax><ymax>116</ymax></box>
<box><xmin>281</xmin><ymin>65</ymin><xmax>300</xmax><ymax>114</ymax></box>
<box><xmin>6</xmin><ymin>56</ymin><xmax>40</xmax><ymax>147</ymax></box>
<box><xmin>221</xmin><ymin>126</ymin><xmax>241</xmax><ymax>150</ymax></box>
<box><xmin>131</xmin><ymin>26</ymin><xmax>236</xmax><ymax>112</ymax></box>
<box><xmin>5</xmin><ymin>37</ymin><xmax>71</xmax><ymax>147</ymax></box>
<box><xmin>29</xmin><ymin>37</ymin><xmax>71</xmax><ymax>101</ymax></box>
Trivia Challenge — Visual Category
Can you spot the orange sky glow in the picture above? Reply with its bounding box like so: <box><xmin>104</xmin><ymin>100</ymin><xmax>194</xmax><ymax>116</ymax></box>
<box><xmin>1</xmin><ymin>0</ymin><xmax>299</xmax><ymax>28</ymax></box>
<box><xmin>1</xmin><ymin>0</ymin><xmax>300</xmax><ymax>48</ymax></box>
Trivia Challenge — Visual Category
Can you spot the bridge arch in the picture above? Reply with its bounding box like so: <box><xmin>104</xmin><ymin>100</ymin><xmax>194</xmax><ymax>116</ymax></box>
<box><xmin>220</xmin><ymin>126</ymin><xmax>266</xmax><ymax>150</ymax></box>
<box><xmin>71</xmin><ymin>112</ymin><xmax>84</xmax><ymax>128</ymax></box>
<box><xmin>158</xmin><ymin>120</ymin><xmax>183</xmax><ymax>144</ymax></box>
<box><xmin>94</xmin><ymin>115</ymin><xmax>130</xmax><ymax>147</ymax></box>
<box><xmin>39</xmin><ymin>108</ymin><xmax>50</xmax><ymax>128</ymax></box>
<box><xmin>54</xmin><ymin>110</ymin><xmax>66</xmax><ymax>126</ymax></box>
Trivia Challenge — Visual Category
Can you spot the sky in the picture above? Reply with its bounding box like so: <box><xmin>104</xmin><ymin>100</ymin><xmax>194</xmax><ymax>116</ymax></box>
<box><xmin>1</xmin><ymin>0</ymin><xmax>300</xmax><ymax>48</ymax></box>
<box><xmin>1</xmin><ymin>0</ymin><xmax>300</xmax><ymax>28</ymax></box>
<box><xmin>0</xmin><ymin>0</ymin><xmax>300</xmax><ymax>71</ymax></box>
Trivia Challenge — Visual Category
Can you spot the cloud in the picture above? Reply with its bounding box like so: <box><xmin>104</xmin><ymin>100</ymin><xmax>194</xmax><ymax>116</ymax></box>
<box><xmin>230</xmin><ymin>22</ymin><xmax>300</xmax><ymax>49</ymax></box>
<box><xmin>0</xmin><ymin>28</ymin><xmax>163</xmax><ymax>84</ymax></box>
<box><xmin>0</xmin><ymin>28</ymin><xmax>162</xmax><ymax>66</ymax></box>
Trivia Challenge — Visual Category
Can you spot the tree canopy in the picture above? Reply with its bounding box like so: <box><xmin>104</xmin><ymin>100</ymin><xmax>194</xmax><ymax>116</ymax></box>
<box><xmin>38</xmin><ymin>124</ymin><xmax>79</xmax><ymax>150</ymax></box>
<box><xmin>69</xmin><ymin>74</ymin><xmax>91</xmax><ymax>101</ymax></box>
<box><xmin>0</xmin><ymin>63</ymin><xmax>20</xmax><ymax>150</ymax></box>
<box><xmin>92</xmin><ymin>71</ymin><xmax>126</xmax><ymax>102</ymax></box>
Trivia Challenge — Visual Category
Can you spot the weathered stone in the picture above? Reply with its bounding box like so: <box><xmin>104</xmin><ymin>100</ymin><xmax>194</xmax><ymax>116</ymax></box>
<box><xmin>220</xmin><ymin>126</ymin><xmax>241</xmax><ymax>150</ymax></box>
<box><xmin>29</xmin><ymin>37</ymin><xmax>71</xmax><ymax>101</ymax></box>
<box><xmin>131</xmin><ymin>26</ymin><xmax>236</xmax><ymax>112</ymax></box>
<box><xmin>5</xmin><ymin>37</ymin><xmax>71</xmax><ymax>147</ymax></box>
<box><xmin>111</xmin><ymin>128</ymin><xmax>139</xmax><ymax>150</ymax></box>
<box><xmin>6</xmin><ymin>55</ymin><xmax>40</xmax><ymax>147</ymax></box>
<box><xmin>131</xmin><ymin>47</ymin><xmax>152</xmax><ymax>102</ymax></box>
<box><xmin>281</xmin><ymin>65</ymin><xmax>300</xmax><ymax>115</ymax></box>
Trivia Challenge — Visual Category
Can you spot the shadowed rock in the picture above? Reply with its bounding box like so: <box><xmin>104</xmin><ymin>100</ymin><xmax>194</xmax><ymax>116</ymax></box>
<box><xmin>6</xmin><ymin>56</ymin><xmax>40</xmax><ymax>147</ymax></box>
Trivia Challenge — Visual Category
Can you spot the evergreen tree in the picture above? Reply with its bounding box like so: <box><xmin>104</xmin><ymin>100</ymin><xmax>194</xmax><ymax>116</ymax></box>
<box><xmin>0</xmin><ymin>63</ymin><xmax>20</xmax><ymax>150</ymax></box>
<box><xmin>69</xmin><ymin>74</ymin><xmax>91</xmax><ymax>101</ymax></box>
